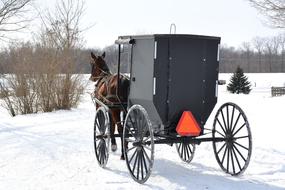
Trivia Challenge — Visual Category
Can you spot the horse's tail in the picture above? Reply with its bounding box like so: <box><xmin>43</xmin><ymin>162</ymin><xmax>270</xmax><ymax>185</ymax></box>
<box><xmin>119</xmin><ymin>75</ymin><xmax>130</xmax><ymax>102</ymax></box>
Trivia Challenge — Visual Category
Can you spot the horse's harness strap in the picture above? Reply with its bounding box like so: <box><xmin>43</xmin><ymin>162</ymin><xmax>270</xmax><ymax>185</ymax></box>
<box><xmin>95</xmin><ymin>74</ymin><xmax>122</xmax><ymax>105</ymax></box>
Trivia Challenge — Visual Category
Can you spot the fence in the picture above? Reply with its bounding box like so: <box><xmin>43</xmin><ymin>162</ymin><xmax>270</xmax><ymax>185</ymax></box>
<box><xmin>271</xmin><ymin>87</ymin><xmax>285</xmax><ymax>97</ymax></box>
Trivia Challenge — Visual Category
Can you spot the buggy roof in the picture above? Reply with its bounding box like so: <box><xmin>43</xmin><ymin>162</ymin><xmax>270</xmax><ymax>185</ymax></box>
<box><xmin>117</xmin><ymin>34</ymin><xmax>221</xmax><ymax>41</ymax></box>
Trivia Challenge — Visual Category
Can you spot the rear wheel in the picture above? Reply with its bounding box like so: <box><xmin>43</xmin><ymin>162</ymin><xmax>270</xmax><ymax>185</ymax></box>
<box><xmin>94</xmin><ymin>107</ymin><xmax>110</xmax><ymax>168</ymax></box>
<box><xmin>213</xmin><ymin>102</ymin><xmax>252</xmax><ymax>175</ymax></box>
<box><xmin>123</xmin><ymin>105</ymin><xmax>154</xmax><ymax>184</ymax></box>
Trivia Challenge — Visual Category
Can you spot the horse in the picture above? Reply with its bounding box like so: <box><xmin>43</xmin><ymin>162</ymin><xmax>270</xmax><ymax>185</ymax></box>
<box><xmin>90</xmin><ymin>51</ymin><xmax>129</xmax><ymax>160</ymax></box>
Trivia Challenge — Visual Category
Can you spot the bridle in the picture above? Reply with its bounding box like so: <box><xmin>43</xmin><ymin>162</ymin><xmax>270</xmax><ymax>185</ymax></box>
<box><xmin>90</xmin><ymin>60</ymin><xmax>111</xmax><ymax>82</ymax></box>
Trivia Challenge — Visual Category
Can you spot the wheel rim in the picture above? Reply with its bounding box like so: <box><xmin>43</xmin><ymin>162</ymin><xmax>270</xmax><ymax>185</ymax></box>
<box><xmin>213</xmin><ymin>102</ymin><xmax>252</xmax><ymax>175</ymax></box>
<box><xmin>175</xmin><ymin>142</ymin><xmax>195</xmax><ymax>163</ymax></box>
<box><xmin>123</xmin><ymin>105</ymin><xmax>154</xmax><ymax>184</ymax></box>
<box><xmin>94</xmin><ymin>107</ymin><xmax>110</xmax><ymax>168</ymax></box>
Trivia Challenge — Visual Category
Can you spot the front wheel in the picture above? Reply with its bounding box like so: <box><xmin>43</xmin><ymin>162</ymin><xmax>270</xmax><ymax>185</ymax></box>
<box><xmin>123</xmin><ymin>105</ymin><xmax>154</xmax><ymax>184</ymax></box>
<box><xmin>213</xmin><ymin>102</ymin><xmax>252</xmax><ymax>176</ymax></box>
<box><xmin>94</xmin><ymin>107</ymin><xmax>110</xmax><ymax>168</ymax></box>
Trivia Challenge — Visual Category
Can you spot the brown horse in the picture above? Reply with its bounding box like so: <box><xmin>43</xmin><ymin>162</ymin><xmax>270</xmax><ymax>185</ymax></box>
<box><xmin>90</xmin><ymin>51</ymin><xmax>129</xmax><ymax>160</ymax></box>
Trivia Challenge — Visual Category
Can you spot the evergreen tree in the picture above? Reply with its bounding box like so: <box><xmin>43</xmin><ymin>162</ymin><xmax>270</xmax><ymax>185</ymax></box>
<box><xmin>227</xmin><ymin>66</ymin><xmax>252</xmax><ymax>94</ymax></box>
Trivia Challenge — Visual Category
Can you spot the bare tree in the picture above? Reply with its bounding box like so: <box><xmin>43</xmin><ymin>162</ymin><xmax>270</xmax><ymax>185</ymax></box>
<box><xmin>241</xmin><ymin>42</ymin><xmax>252</xmax><ymax>72</ymax></box>
<box><xmin>42</xmin><ymin>0</ymin><xmax>85</xmax><ymax>50</ymax></box>
<box><xmin>279</xmin><ymin>33</ymin><xmax>285</xmax><ymax>72</ymax></box>
<box><xmin>0</xmin><ymin>0</ymin><xmax>32</xmax><ymax>40</ymax></box>
<box><xmin>248</xmin><ymin>0</ymin><xmax>285</xmax><ymax>28</ymax></box>
<box><xmin>252</xmin><ymin>37</ymin><xmax>265</xmax><ymax>72</ymax></box>
<box><xmin>271</xmin><ymin>36</ymin><xmax>281</xmax><ymax>72</ymax></box>
<box><xmin>264</xmin><ymin>38</ymin><xmax>274</xmax><ymax>72</ymax></box>
<box><xmin>40</xmin><ymin>0</ymin><xmax>86</xmax><ymax>109</ymax></box>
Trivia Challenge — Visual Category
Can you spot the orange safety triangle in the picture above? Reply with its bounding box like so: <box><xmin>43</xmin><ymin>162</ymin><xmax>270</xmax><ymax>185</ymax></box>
<box><xmin>176</xmin><ymin>111</ymin><xmax>201</xmax><ymax>136</ymax></box>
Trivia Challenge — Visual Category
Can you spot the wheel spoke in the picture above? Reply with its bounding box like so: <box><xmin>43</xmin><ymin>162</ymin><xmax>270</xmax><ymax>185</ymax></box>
<box><xmin>140</xmin><ymin>150</ymin><xmax>144</xmax><ymax>180</ymax></box>
<box><xmin>185</xmin><ymin>144</ymin><xmax>190</xmax><ymax>160</ymax></box>
<box><xmin>181</xmin><ymin>143</ymin><xmax>184</xmax><ymax>158</ymax></box>
<box><xmin>142</xmin><ymin>144</ymin><xmax>152</xmax><ymax>151</ymax></box>
<box><xmin>232</xmin><ymin>146</ymin><xmax>242</xmax><ymax>171</ymax></box>
<box><xmin>226</xmin><ymin>105</ymin><xmax>230</xmax><ymax>132</ymax></box>
<box><xmin>124</xmin><ymin>125</ymin><xmax>136</xmax><ymax>139</ymax></box>
<box><xmin>143</xmin><ymin>136</ymin><xmax>151</xmax><ymax>143</ymax></box>
<box><xmin>221</xmin><ymin>146</ymin><xmax>228</xmax><ymax>164</ymax></box>
<box><xmin>231</xmin><ymin>113</ymin><xmax>241</xmax><ymax>134</ymax></box>
<box><xmin>132</xmin><ymin>150</ymin><xmax>139</xmax><ymax>173</ymax></box>
<box><xmin>101</xmin><ymin>143</ymin><xmax>106</xmax><ymax>164</ymax></box>
<box><xmin>141</xmin><ymin>127</ymin><xmax>147</xmax><ymax>139</ymax></box>
<box><xmin>137</xmin><ymin>151</ymin><xmax>141</xmax><ymax>180</ymax></box>
<box><xmin>187</xmin><ymin>144</ymin><xmax>193</xmax><ymax>154</ymax></box>
<box><xmin>99</xmin><ymin>144</ymin><xmax>103</xmax><ymax>164</ymax></box>
<box><xmin>142</xmin><ymin>151</ymin><xmax>148</xmax><ymax>174</ymax></box>
<box><xmin>226</xmin><ymin>145</ymin><xmax>230</xmax><ymax>173</ymax></box>
<box><xmin>216</xmin><ymin>118</ymin><xmax>227</xmax><ymax>135</ymax></box>
<box><xmin>214</xmin><ymin>129</ymin><xmax>226</xmax><ymax>138</ymax></box>
<box><xmin>233</xmin><ymin>144</ymin><xmax>246</xmax><ymax>162</ymax></box>
<box><xmin>233</xmin><ymin>123</ymin><xmax>246</xmax><ymax>136</ymax></box>
<box><xmin>95</xmin><ymin>134</ymin><xmax>101</xmax><ymax>140</ymax></box>
<box><xmin>229</xmin><ymin>106</ymin><xmax>235</xmax><ymax>132</ymax></box>
<box><xmin>234</xmin><ymin>141</ymin><xmax>249</xmax><ymax>150</ymax></box>
<box><xmin>127</xmin><ymin>146</ymin><xmax>136</xmax><ymax>153</ymax></box>
<box><xmin>95</xmin><ymin>120</ymin><xmax>102</xmax><ymax>135</ymax></box>
<box><xmin>221</xmin><ymin>109</ymin><xmax>229</xmax><ymax>132</ymax></box>
<box><xmin>129</xmin><ymin>149</ymin><xmax>138</xmax><ymax>163</ymax></box>
<box><xmin>217</xmin><ymin>142</ymin><xmax>227</xmax><ymax>154</ymax></box>
<box><xmin>184</xmin><ymin>144</ymin><xmax>187</xmax><ymax>160</ymax></box>
<box><xmin>142</xmin><ymin>147</ymin><xmax>151</xmax><ymax>163</ymax></box>
<box><xmin>178</xmin><ymin>143</ymin><xmax>182</xmax><ymax>152</ymax></box>
<box><xmin>233</xmin><ymin>135</ymin><xmax>249</xmax><ymax>140</ymax></box>
<box><xmin>230</xmin><ymin>147</ymin><xmax>236</xmax><ymax>174</ymax></box>
<box><xmin>125</xmin><ymin>138</ymin><xmax>136</xmax><ymax>143</ymax></box>
<box><xmin>97</xmin><ymin>144</ymin><xmax>101</xmax><ymax>162</ymax></box>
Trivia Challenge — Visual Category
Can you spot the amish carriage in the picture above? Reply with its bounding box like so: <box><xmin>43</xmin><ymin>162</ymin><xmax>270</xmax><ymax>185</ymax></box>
<box><xmin>92</xmin><ymin>34</ymin><xmax>252</xmax><ymax>184</ymax></box>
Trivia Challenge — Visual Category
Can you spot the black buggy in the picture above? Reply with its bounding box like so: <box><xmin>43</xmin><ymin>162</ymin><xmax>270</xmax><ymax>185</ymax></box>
<box><xmin>92</xmin><ymin>34</ymin><xmax>252</xmax><ymax>184</ymax></box>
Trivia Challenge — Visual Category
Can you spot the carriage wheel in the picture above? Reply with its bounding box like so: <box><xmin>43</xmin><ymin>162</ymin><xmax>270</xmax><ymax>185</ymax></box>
<box><xmin>175</xmin><ymin>142</ymin><xmax>195</xmax><ymax>163</ymax></box>
<box><xmin>123</xmin><ymin>105</ymin><xmax>154</xmax><ymax>184</ymax></box>
<box><xmin>213</xmin><ymin>102</ymin><xmax>252</xmax><ymax>176</ymax></box>
<box><xmin>94</xmin><ymin>107</ymin><xmax>110</xmax><ymax>168</ymax></box>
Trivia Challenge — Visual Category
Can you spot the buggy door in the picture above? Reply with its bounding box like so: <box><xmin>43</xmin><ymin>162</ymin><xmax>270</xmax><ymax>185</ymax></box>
<box><xmin>167</xmin><ymin>37</ymin><xmax>205</xmax><ymax>126</ymax></box>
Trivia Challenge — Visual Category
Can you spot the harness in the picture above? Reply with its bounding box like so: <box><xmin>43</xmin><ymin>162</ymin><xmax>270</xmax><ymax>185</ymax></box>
<box><xmin>93</xmin><ymin>70</ymin><xmax>123</xmax><ymax>105</ymax></box>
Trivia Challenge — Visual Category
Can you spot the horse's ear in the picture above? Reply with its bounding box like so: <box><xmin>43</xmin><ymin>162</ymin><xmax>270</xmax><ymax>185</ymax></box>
<box><xmin>91</xmin><ymin>52</ymin><xmax>97</xmax><ymax>60</ymax></box>
<box><xmin>102</xmin><ymin>52</ymin><xmax>106</xmax><ymax>58</ymax></box>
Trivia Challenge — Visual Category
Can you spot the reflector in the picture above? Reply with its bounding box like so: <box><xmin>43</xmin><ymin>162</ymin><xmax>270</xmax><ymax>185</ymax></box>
<box><xmin>176</xmin><ymin>111</ymin><xmax>201</xmax><ymax>136</ymax></box>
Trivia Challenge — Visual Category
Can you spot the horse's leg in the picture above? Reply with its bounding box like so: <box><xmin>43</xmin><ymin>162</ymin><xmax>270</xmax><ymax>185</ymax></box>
<box><xmin>112</xmin><ymin>109</ymin><xmax>126</xmax><ymax>160</ymax></box>
<box><xmin>110</xmin><ymin>110</ymin><xmax>117</xmax><ymax>152</ymax></box>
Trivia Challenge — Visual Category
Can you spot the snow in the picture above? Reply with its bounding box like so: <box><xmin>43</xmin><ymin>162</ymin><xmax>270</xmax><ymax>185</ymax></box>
<box><xmin>0</xmin><ymin>73</ymin><xmax>285</xmax><ymax>190</ymax></box>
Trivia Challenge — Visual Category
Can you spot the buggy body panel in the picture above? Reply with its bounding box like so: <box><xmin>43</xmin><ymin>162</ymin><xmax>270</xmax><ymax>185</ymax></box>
<box><xmin>118</xmin><ymin>34</ymin><xmax>220</xmax><ymax>134</ymax></box>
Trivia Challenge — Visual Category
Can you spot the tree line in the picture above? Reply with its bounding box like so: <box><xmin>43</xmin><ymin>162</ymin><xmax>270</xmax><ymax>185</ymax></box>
<box><xmin>220</xmin><ymin>34</ymin><xmax>285</xmax><ymax>73</ymax></box>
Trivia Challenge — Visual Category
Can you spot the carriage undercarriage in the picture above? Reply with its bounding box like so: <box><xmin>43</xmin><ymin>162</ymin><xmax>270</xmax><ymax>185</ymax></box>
<box><xmin>91</xmin><ymin>34</ymin><xmax>252</xmax><ymax>184</ymax></box>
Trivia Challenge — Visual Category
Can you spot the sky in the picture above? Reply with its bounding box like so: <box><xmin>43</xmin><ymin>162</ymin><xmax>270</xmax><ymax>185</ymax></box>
<box><xmin>20</xmin><ymin>0</ymin><xmax>285</xmax><ymax>49</ymax></box>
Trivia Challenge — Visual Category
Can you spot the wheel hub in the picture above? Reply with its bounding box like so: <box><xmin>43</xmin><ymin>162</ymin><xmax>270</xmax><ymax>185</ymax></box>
<box><xmin>133</xmin><ymin>140</ymin><xmax>144</xmax><ymax>147</ymax></box>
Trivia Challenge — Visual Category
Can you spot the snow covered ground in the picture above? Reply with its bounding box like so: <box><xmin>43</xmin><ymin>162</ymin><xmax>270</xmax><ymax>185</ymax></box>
<box><xmin>0</xmin><ymin>73</ymin><xmax>285</xmax><ymax>190</ymax></box>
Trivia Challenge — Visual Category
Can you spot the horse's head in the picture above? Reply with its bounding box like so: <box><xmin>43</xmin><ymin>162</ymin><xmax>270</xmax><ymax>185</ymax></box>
<box><xmin>90</xmin><ymin>51</ymin><xmax>110</xmax><ymax>82</ymax></box>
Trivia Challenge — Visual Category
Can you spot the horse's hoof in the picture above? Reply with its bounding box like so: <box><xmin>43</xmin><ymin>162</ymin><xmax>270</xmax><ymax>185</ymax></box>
<box><xmin>120</xmin><ymin>155</ymin><xmax>125</xmax><ymax>160</ymax></box>
<box><xmin>111</xmin><ymin>144</ymin><xmax>117</xmax><ymax>152</ymax></box>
